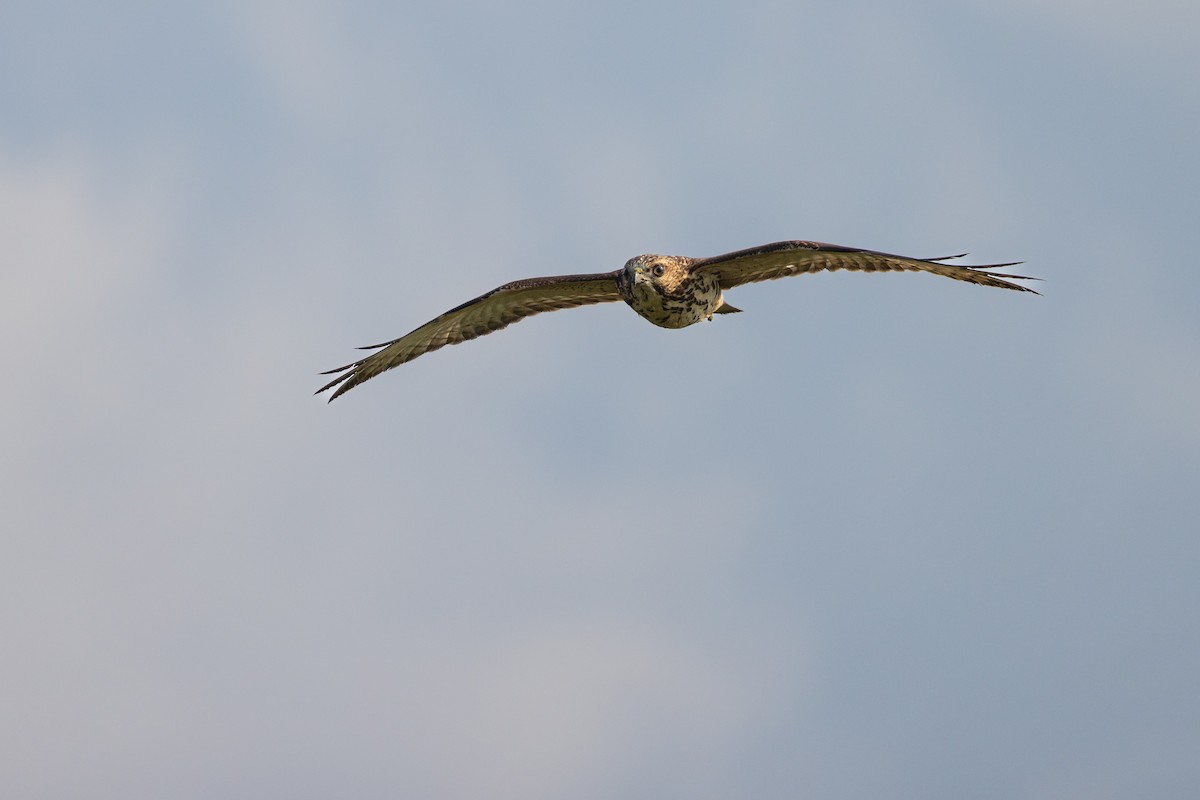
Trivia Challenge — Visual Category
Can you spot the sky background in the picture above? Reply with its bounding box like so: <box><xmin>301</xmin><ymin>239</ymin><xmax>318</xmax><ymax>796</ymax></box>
<box><xmin>3</xmin><ymin>2</ymin><xmax>1198</xmax><ymax>798</ymax></box>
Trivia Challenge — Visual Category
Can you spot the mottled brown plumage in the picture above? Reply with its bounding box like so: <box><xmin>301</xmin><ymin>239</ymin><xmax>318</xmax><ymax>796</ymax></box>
<box><xmin>318</xmin><ymin>240</ymin><xmax>1037</xmax><ymax>400</ymax></box>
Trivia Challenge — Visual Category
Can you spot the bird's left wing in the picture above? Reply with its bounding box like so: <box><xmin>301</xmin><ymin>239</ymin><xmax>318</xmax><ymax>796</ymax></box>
<box><xmin>690</xmin><ymin>240</ymin><xmax>1039</xmax><ymax>293</ymax></box>
<box><xmin>318</xmin><ymin>271</ymin><xmax>622</xmax><ymax>400</ymax></box>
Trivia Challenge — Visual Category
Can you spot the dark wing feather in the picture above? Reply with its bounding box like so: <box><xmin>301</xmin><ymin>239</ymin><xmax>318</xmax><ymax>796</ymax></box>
<box><xmin>690</xmin><ymin>240</ymin><xmax>1039</xmax><ymax>293</ymax></box>
<box><xmin>318</xmin><ymin>271</ymin><xmax>622</xmax><ymax>400</ymax></box>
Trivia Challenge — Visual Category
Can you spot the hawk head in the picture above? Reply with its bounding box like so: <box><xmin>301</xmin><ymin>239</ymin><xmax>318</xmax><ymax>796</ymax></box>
<box><xmin>623</xmin><ymin>253</ymin><xmax>663</xmax><ymax>281</ymax></box>
<box><xmin>622</xmin><ymin>254</ymin><xmax>690</xmax><ymax>291</ymax></box>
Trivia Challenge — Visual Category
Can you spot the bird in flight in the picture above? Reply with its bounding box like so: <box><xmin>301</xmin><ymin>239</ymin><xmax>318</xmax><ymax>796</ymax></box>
<box><xmin>318</xmin><ymin>239</ymin><xmax>1037</xmax><ymax>400</ymax></box>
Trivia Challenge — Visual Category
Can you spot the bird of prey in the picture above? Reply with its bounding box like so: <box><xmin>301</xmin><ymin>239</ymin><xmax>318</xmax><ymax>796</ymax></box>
<box><xmin>318</xmin><ymin>239</ymin><xmax>1037</xmax><ymax>400</ymax></box>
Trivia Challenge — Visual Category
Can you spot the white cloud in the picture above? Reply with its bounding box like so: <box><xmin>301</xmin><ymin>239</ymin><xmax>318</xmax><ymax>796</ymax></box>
<box><xmin>0</xmin><ymin>144</ymin><xmax>195</xmax><ymax>523</ymax></box>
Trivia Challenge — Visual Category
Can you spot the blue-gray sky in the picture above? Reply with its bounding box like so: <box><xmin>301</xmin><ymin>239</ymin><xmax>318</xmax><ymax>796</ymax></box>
<box><xmin>3</xmin><ymin>2</ymin><xmax>1198</xmax><ymax>798</ymax></box>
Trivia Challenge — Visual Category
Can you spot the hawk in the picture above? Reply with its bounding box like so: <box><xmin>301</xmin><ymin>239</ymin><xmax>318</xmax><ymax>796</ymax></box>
<box><xmin>318</xmin><ymin>239</ymin><xmax>1037</xmax><ymax>400</ymax></box>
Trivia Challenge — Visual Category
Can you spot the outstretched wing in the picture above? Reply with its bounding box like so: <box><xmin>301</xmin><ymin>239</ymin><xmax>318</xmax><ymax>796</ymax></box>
<box><xmin>318</xmin><ymin>271</ymin><xmax>622</xmax><ymax>401</ymax></box>
<box><xmin>689</xmin><ymin>240</ymin><xmax>1038</xmax><ymax>293</ymax></box>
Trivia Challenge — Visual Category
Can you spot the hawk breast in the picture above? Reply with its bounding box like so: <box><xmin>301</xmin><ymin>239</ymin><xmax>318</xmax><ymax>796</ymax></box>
<box><xmin>620</xmin><ymin>271</ymin><xmax>721</xmax><ymax>329</ymax></box>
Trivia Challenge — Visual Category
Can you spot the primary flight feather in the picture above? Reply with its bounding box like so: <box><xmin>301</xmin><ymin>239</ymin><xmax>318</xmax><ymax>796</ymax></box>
<box><xmin>318</xmin><ymin>239</ymin><xmax>1037</xmax><ymax>401</ymax></box>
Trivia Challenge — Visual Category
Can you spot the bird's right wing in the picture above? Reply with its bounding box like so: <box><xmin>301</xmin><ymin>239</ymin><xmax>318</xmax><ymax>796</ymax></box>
<box><xmin>317</xmin><ymin>271</ymin><xmax>623</xmax><ymax>401</ymax></box>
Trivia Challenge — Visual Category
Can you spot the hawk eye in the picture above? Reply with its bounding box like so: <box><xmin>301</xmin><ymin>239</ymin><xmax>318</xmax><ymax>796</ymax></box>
<box><xmin>651</xmin><ymin>263</ymin><xmax>665</xmax><ymax>277</ymax></box>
